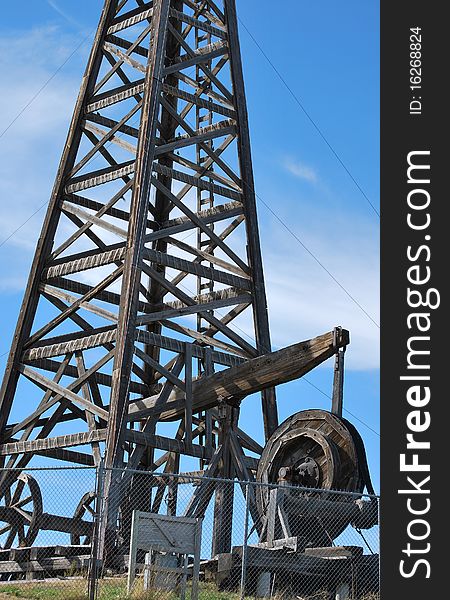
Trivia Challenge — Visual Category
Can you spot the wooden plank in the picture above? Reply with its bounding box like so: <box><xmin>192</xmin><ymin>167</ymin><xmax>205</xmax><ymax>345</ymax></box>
<box><xmin>0</xmin><ymin>544</ymin><xmax>91</xmax><ymax>561</ymax></box>
<box><xmin>161</xmin><ymin>83</ymin><xmax>235</xmax><ymax>118</ymax></box>
<box><xmin>332</xmin><ymin>347</ymin><xmax>345</xmax><ymax>417</ymax></box>
<box><xmin>72</xmin><ymin>100</ymin><xmax>141</xmax><ymax>177</ymax></box>
<box><xmin>0</xmin><ymin>555</ymin><xmax>91</xmax><ymax>575</ymax></box>
<box><xmin>231</xmin><ymin>546</ymin><xmax>355</xmax><ymax>574</ymax></box>
<box><xmin>60</xmin><ymin>191</ymin><xmax>138</xmax><ymax>229</ymax></box>
<box><xmin>44</xmin><ymin>246</ymin><xmax>126</xmax><ymax>279</ymax></box>
<box><xmin>147</xmin><ymin>201</ymin><xmax>243</xmax><ymax>240</ymax></box>
<box><xmin>65</xmin><ymin>161</ymin><xmax>135</xmax><ymax>194</ymax></box>
<box><xmin>18</xmin><ymin>365</ymin><xmax>109</xmax><ymax>420</ymax></box>
<box><xmin>108</xmin><ymin>3</ymin><xmax>153</xmax><ymax>35</ymax></box>
<box><xmin>184</xmin><ymin>343</ymin><xmax>193</xmax><ymax>448</ymax></box>
<box><xmin>87</xmin><ymin>79</ymin><xmax>146</xmax><ymax>112</ymax></box>
<box><xmin>85</xmin><ymin>112</ymin><xmax>140</xmax><ymax>139</ymax></box>
<box><xmin>169</xmin><ymin>8</ymin><xmax>226</xmax><ymax>39</ymax></box>
<box><xmin>154</xmin><ymin>122</ymin><xmax>236</xmax><ymax>155</ymax></box>
<box><xmin>167</xmin><ymin>236</ymin><xmax>249</xmax><ymax>277</ymax></box>
<box><xmin>161</xmin><ymin>320</ymin><xmax>249</xmax><ymax>359</ymax></box>
<box><xmin>158</xmin><ymin>91</ymin><xmax>241</xmax><ymax>186</ymax></box>
<box><xmin>163</xmin><ymin>42</ymin><xmax>228</xmax><ymax>75</ymax></box>
<box><xmin>134</xmin><ymin>347</ymin><xmax>185</xmax><ymax>390</ymax></box>
<box><xmin>52</xmin><ymin>180</ymin><xmax>134</xmax><ymax>260</ymax></box>
<box><xmin>303</xmin><ymin>546</ymin><xmax>364</xmax><ymax>558</ymax></box>
<box><xmin>282</xmin><ymin>493</ymin><xmax>365</xmax><ymax>521</ymax></box>
<box><xmin>102</xmin><ymin>3</ymin><xmax>173</xmax><ymax>537</ymax></box>
<box><xmin>23</xmin><ymin>326</ymin><xmax>117</xmax><ymax>360</ymax></box>
<box><xmin>96</xmin><ymin>22</ymin><xmax>152</xmax><ymax>93</ymax></box>
<box><xmin>38</xmin><ymin>513</ymin><xmax>94</xmax><ymax>535</ymax></box>
<box><xmin>152</xmin><ymin>162</ymin><xmax>242</xmax><ymax>201</ymax></box>
<box><xmin>101</xmin><ymin>49</ymin><xmax>144</xmax><ymax>106</ymax></box>
<box><xmin>41</xmin><ymin>284</ymin><xmax>118</xmax><ymax>323</ymax></box>
<box><xmin>125</xmin><ymin>429</ymin><xmax>211</xmax><ymax>460</ymax></box>
<box><xmin>43</xmin><ymin>275</ymin><xmax>245</xmax><ymax>317</ymax></box>
<box><xmin>167</xmin><ymin>26</ymin><xmax>231</xmax><ymax>101</ymax></box>
<box><xmin>82</xmin><ymin>121</ymin><xmax>137</xmax><ymax>155</ymax></box>
<box><xmin>135</xmin><ymin>289</ymin><xmax>252</xmax><ymax>325</ymax></box>
<box><xmin>167</xmin><ymin>147</ymin><xmax>241</xmax><ymax>191</ymax></box>
<box><xmin>0</xmin><ymin>429</ymin><xmax>107</xmax><ymax>456</ymax></box>
<box><xmin>27</xmin><ymin>266</ymin><xmax>123</xmax><ymax>346</ymax></box>
<box><xmin>106</xmin><ymin>34</ymin><xmax>148</xmax><ymax>58</ymax></box>
<box><xmin>20</xmin><ymin>357</ymin><xmax>147</xmax><ymax>396</ymax></box>
<box><xmin>35</xmin><ymin>447</ymin><xmax>95</xmax><ymax>466</ymax></box>
<box><xmin>138</xmin><ymin>264</ymin><xmax>257</xmax><ymax>357</ymax></box>
<box><xmin>76</xmin><ymin>352</ymin><xmax>102</xmax><ymax>465</ymax></box>
<box><xmin>103</xmin><ymin>41</ymin><xmax>147</xmax><ymax>74</ymax></box>
<box><xmin>143</xmin><ymin>247</ymin><xmax>251</xmax><ymax>290</ymax></box>
<box><xmin>176</xmin><ymin>70</ymin><xmax>233</xmax><ymax>110</ymax></box>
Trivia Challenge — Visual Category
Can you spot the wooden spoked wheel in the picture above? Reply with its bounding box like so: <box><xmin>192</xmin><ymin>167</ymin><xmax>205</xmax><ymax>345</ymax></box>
<box><xmin>256</xmin><ymin>409</ymin><xmax>365</xmax><ymax>546</ymax></box>
<box><xmin>71</xmin><ymin>491</ymin><xmax>124</xmax><ymax>547</ymax></box>
<box><xmin>0</xmin><ymin>473</ymin><xmax>43</xmax><ymax>549</ymax></box>
<box><xmin>71</xmin><ymin>491</ymin><xmax>97</xmax><ymax>545</ymax></box>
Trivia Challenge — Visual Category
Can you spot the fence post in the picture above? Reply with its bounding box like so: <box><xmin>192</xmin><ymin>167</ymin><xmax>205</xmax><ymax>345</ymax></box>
<box><xmin>88</xmin><ymin>459</ymin><xmax>104</xmax><ymax>600</ymax></box>
<box><xmin>240</xmin><ymin>481</ymin><xmax>250</xmax><ymax>600</ymax></box>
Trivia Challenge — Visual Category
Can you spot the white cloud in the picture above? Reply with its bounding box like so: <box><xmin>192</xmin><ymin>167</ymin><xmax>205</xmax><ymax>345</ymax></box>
<box><xmin>0</xmin><ymin>26</ymin><xmax>83</xmax><ymax>290</ymax></box>
<box><xmin>262</xmin><ymin>216</ymin><xmax>379</xmax><ymax>370</ymax></box>
<box><xmin>46</xmin><ymin>0</ymin><xmax>85</xmax><ymax>32</ymax></box>
<box><xmin>283</xmin><ymin>157</ymin><xmax>318</xmax><ymax>184</ymax></box>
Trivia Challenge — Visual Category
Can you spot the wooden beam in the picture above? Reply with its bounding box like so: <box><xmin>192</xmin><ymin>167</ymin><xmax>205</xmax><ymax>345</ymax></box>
<box><xmin>0</xmin><ymin>429</ymin><xmax>107</xmax><ymax>456</ymax></box>
<box><xmin>129</xmin><ymin>330</ymin><xmax>349</xmax><ymax>421</ymax></box>
<box><xmin>124</xmin><ymin>429</ymin><xmax>211</xmax><ymax>461</ymax></box>
<box><xmin>18</xmin><ymin>365</ymin><xmax>109</xmax><ymax>420</ymax></box>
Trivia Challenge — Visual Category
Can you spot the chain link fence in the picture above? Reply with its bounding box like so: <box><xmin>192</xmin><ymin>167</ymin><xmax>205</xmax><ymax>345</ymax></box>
<box><xmin>0</xmin><ymin>466</ymin><xmax>379</xmax><ymax>600</ymax></box>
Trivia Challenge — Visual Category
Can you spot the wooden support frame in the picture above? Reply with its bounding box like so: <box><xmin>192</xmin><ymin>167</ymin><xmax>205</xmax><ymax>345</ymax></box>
<box><xmin>0</xmin><ymin>0</ymin><xmax>354</xmax><ymax>558</ymax></box>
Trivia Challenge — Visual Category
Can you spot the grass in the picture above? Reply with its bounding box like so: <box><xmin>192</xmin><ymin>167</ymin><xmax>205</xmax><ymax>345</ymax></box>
<box><xmin>0</xmin><ymin>580</ymin><xmax>242</xmax><ymax>600</ymax></box>
<box><xmin>0</xmin><ymin>580</ymin><xmax>380</xmax><ymax>600</ymax></box>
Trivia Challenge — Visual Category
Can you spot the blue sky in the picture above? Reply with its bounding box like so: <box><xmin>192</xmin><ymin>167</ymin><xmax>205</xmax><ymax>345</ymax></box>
<box><xmin>0</xmin><ymin>1</ymin><xmax>380</xmax><ymax>490</ymax></box>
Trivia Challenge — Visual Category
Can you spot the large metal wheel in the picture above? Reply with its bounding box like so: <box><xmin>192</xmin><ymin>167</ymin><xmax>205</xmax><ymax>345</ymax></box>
<box><xmin>0</xmin><ymin>473</ymin><xmax>43</xmax><ymax>549</ymax></box>
<box><xmin>256</xmin><ymin>409</ymin><xmax>366</xmax><ymax>546</ymax></box>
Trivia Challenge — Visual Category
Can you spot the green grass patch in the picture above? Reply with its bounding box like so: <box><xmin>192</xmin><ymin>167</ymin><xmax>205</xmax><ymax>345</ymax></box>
<box><xmin>0</xmin><ymin>580</ymin><xmax>379</xmax><ymax>600</ymax></box>
<box><xmin>0</xmin><ymin>580</ymin><xmax>241</xmax><ymax>600</ymax></box>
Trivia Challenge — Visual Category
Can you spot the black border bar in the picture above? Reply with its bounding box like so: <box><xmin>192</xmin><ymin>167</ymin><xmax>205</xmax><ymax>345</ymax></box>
<box><xmin>381</xmin><ymin>2</ymin><xmax>446</xmax><ymax>596</ymax></box>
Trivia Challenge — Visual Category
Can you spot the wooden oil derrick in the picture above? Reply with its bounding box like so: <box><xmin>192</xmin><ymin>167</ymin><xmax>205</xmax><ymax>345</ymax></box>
<box><xmin>0</xmin><ymin>0</ymin><xmax>354</xmax><ymax>558</ymax></box>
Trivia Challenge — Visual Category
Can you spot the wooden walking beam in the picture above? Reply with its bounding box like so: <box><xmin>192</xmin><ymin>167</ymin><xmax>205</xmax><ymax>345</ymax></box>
<box><xmin>129</xmin><ymin>328</ymin><xmax>349</xmax><ymax>421</ymax></box>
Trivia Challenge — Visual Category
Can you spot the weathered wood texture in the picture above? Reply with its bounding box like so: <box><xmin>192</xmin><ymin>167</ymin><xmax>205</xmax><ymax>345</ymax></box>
<box><xmin>128</xmin><ymin>330</ymin><xmax>349</xmax><ymax>421</ymax></box>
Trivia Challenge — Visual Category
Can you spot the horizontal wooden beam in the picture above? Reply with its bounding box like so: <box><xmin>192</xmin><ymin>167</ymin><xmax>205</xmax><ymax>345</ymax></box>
<box><xmin>125</xmin><ymin>430</ymin><xmax>211</xmax><ymax>461</ymax></box>
<box><xmin>23</xmin><ymin>326</ymin><xmax>117</xmax><ymax>360</ymax></box>
<box><xmin>87</xmin><ymin>78</ymin><xmax>146</xmax><ymax>112</ymax></box>
<box><xmin>0</xmin><ymin>429</ymin><xmax>107</xmax><ymax>456</ymax></box>
<box><xmin>169</xmin><ymin>8</ymin><xmax>226</xmax><ymax>39</ymax></box>
<box><xmin>143</xmin><ymin>248</ymin><xmax>251</xmax><ymax>289</ymax></box>
<box><xmin>161</xmin><ymin>83</ymin><xmax>235</xmax><ymax>118</ymax></box>
<box><xmin>134</xmin><ymin>330</ymin><xmax>244</xmax><ymax>368</ymax></box>
<box><xmin>107</xmin><ymin>4</ymin><xmax>153</xmax><ymax>35</ymax></box>
<box><xmin>152</xmin><ymin>163</ymin><xmax>242</xmax><ymax>201</ymax></box>
<box><xmin>0</xmin><ymin>554</ymin><xmax>91</xmax><ymax>575</ymax></box>
<box><xmin>44</xmin><ymin>246</ymin><xmax>126</xmax><ymax>279</ymax></box>
<box><xmin>22</xmin><ymin>356</ymin><xmax>148</xmax><ymax>395</ymax></box>
<box><xmin>65</xmin><ymin>160</ymin><xmax>135</xmax><ymax>194</ymax></box>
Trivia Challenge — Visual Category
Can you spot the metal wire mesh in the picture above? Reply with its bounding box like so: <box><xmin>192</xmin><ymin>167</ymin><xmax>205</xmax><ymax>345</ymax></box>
<box><xmin>0</xmin><ymin>466</ymin><xmax>379</xmax><ymax>600</ymax></box>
